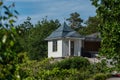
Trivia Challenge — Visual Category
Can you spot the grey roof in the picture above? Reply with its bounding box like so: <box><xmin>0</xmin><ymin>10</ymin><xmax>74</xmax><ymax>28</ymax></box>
<box><xmin>45</xmin><ymin>22</ymin><xmax>83</xmax><ymax>40</ymax></box>
<box><xmin>86</xmin><ymin>32</ymin><xmax>100</xmax><ymax>38</ymax></box>
<box><xmin>85</xmin><ymin>32</ymin><xmax>101</xmax><ymax>41</ymax></box>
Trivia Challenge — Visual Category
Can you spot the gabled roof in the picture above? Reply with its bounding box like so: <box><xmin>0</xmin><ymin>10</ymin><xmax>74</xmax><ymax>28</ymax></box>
<box><xmin>45</xmin><ymin>22</ymin><xmax>83</xmax><ymax>40</ymax></box>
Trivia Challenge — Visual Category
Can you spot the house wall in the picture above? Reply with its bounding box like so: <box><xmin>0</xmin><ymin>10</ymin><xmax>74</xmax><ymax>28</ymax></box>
<box><xmin>62</xmin><ymin>39</ymin><xmax>69</xmax><ymax>57</ymax></box>
<box><xmin>74</xmin><ymin>39</ymin><xmax>82</xmax><ymax>56</ymax></box>
<box><xmin>48</xmin><ymin>39</ymin><xmax>83</xmax><ymax>58</ymax></box>
<box><xmin>62</xmin><ymin>39</ymin><xmax>82</xmax><ymax>57</ymax></box>
<box><xmin>48</xmin><ymin>40</ymin><xmax>62</xmax><ymax>58</ymax></box>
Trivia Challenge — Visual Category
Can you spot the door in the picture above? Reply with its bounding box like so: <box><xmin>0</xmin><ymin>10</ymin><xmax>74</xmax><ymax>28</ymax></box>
<box><xmin>71</xmin><ymin>41</ymin><xmax>74</xmax><ymax>56</ymax></box>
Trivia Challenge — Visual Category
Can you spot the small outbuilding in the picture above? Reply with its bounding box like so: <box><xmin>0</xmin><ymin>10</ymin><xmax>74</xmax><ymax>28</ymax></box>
<box><xmin>45</xmin><ymin>22</ymin><xmax>84</xmax><ymax>58</ymax></box>
<box><xmin>45</xmin><ymin>22</ymin><xmax>101</xmax><ymax>58</ymax></box>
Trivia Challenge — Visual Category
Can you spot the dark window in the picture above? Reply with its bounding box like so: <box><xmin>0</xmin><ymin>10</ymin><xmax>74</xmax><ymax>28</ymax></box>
<box><xmin>53</xmin><ymin>40</ymin><xmax>57</xmax><ymax>52</ymax></box>
<box><xmin>71</xmin><ymin>41</ymin><xmax>74</xmax><ymax>56</ymax></box>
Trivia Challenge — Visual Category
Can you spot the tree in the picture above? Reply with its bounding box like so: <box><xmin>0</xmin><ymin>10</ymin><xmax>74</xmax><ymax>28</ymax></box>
<box><xmin>16</xmin><ymin>17</ymin><xmax>33</xmax><ymax>52</ymax></box>
<box><xmin>18</xmin><ymin>18</ymin><xmax>60</xmax><ymax>60</ymax></box>
<box><xmin>66</xmin><ymin>12</ymin><xmax>83</xmax><ymax>28</ymax></box>
<box><xmin>91</xmin><ymin>0</ymin><xmax>120</xmax><ymax>69</ymax></box>
<box><xmin>85</xmin><ymin>16</ymin><xmax>101</xmax><ymax>34</ymax></box>
<box><xmin>77</xmin><ymin>16</ymin><xmax>100</xmax><ymax>35</ymax></box>
<box><xmin>0</xmin><ymin>1</ymin><xmax>20</xmax><ymax>79</ymax></box>
<box><xmin>16</xmin><ymin>17</ymin><xmax>33</xmax><ymax>36</ymax></box>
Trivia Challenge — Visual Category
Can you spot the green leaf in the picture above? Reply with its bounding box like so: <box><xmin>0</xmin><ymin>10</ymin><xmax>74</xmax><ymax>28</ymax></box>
<box><xmin>9</xmin><ymin>19</ymin><xmax>15</xmax><ymax>24</ymax></box>
<box><xmin>9</xmin><ymin>13</ymin><xmax>13</xmax><ymax>17</ymax></box>
<box><xmin>10</xmin><ymin>40</ymin><xmax>14</xmax><ymax>46</ymax></box>
<box><xmin>11</xmin><ymin>27</ymin><xmax>17</xmax><ymax>34</ymax></box>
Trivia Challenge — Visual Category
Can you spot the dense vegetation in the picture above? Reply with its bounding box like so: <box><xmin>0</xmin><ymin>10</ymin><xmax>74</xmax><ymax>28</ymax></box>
<box><xmin>16</xmin><ymin>18</ymin><xmax>60</xmax><ymax>60</ymax></box>
<box><xmin>0</xmin><ymin>0</ymin><xmax>120</xmax><ymax>79</ymax></box>
<box><xmin>15</xmin><ymin>56</ymin><xmax>112</xmax><ymax>80</ymax></box>
<box><xmin>91</xmin><ymin>0</ymin><xmax>120</xmax><ymax>70</ymax></box>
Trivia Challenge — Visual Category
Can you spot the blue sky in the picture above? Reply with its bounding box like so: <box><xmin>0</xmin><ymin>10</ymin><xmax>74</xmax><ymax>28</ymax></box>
<box><xmin>6</xmin><ymin>0</ymin><xmax>96</xmax><ymax>24</ymax></box>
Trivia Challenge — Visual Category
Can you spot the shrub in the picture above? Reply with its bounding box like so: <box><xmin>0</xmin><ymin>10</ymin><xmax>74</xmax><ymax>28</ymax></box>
<box><xmin>93</xmin><ymin>73</ymin><xmax>108</xmax><ymax>80</ymax></box>
<box><xmin>88</xmin><ymin>61</ymin><xmax>109</xmax><ymax>74</ymax></box>
<box><xmin>52</xmin><ymin>57</ymin><xmax>90</xmax><ymax>70</ymax></box>
<box><xmin>19</xmin><ymin>58</ymin><xmax>53</xmax><ymax>79</ymax></box>
<box><xmin>38</xmin><ymin>68</ymin><xmax>92</xmax><ymax>80</ymax></box>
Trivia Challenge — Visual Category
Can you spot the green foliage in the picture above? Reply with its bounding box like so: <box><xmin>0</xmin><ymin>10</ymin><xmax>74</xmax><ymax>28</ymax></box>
<box><xmin>77</xmin><ymin>16</ymin><xmax>100</xmax><ymax>35</ymax></box>
<box><xmin>18</xmin><ymin>57</ymin><xmax>92</xmax><ymax>80</ymax></box>
<box><xmin>0</xmin><ymin>1</ymin><xmax>112</xmax><ymax>80</ymax></box>
<box><xmin>0</xmin><ymin>1</ymin><xmax>20</xmax><ymax>80</ymax></box>
<box><xmin>18</xmin><ymin>58</ymin><xmax>53</xmax><ymax>79</ymax></box>
<box><xmin>16</xmin><ymin>17</ymin><xmax>33</xmax><ymax>36</ymax></box>
<box><xmin>17</xmin><ymin>52</ymin><xmax>29</xmax><ymax>63</ymax></box>
<box><xmin>16</xmin><ymin>56</ymin><xmax>112</xmax><ymax>80</ymax></box>
<box><xmin>93</xmin><ymin>73</ymin><xmax>111</xmax><ymax>80</ymax></box>
<box><xmin>66</xmin><ymin>12</ymin><xmax>83</xmax><ymax>28</ymax></box>
<box><xmin>91</xmin><ymin>0</ymin><xmax>120</xmax><ymax>68</ymax></box>
<box><xmin>17</xmin><ymin>18</ymin><xmax>60</xmax><ymax>60</ymax></box>
<box><xmin>52</xmin><ymin>57</ymin><xmax>90</xmax><ymax>70</ymax></box>
<box><xmin>88</xmin><ymin>60</ymin><xmax>109</xmax><ymax>74</ymax></box>
<box><xmin>93</xmin><ymin>73</ymin><xmax>110</xmax><ymax>80</ymax></box>
<box><xmin>39</xmin><ymin>68</ymin><xmax>91</xmax><ymax>80</ymax></box>
<box><xmin>0</xmin><ymin>2</ymin><xmax>18</xmax><ymax>28</ymax></box>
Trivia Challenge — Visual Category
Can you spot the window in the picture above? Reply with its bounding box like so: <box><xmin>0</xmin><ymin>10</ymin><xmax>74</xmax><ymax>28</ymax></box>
<box><xmin>53</xmin><ymin>40</ymin><xmax>57</xmax><ymax>52</ymax></box>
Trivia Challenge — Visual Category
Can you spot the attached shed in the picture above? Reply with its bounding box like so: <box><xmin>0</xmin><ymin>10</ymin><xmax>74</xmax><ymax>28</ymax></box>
<box><xmin>81</xmin><ymin>32</ymin><xmax>101</xmax><ymax>58</ymax></box>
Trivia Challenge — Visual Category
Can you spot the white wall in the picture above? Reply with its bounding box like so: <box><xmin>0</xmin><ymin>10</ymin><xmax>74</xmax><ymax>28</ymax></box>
<box><xmin>74</xmin><ymin>39</ymin><xmax>82</xmax><ymax>56</ymax></box>
<box><xmin>48</xmin><ymin>38</ymin><xmax>82</xmax><ymax>58</ymax></box>
<box><xmin>48</xmin><ymin>40</ymin><xmax>62</xmax><ymax>58</ymax></box>
<box><xmin>62</xmin><ymin>39</ymin><xmax>69</xmax><ymax>57</ymax></box>
<box><xmin>62</xmin><ymin>38</ymin><xmax>82</xmax><ymax>57</ymax></box>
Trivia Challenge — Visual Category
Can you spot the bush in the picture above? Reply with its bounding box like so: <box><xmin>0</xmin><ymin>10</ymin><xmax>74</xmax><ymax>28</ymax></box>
<box><xmin>93</xmin><ymin>73</ymin><xmax>108</xmax><ymax>80</ymax></box>
<box><xmin>52</xmin><ymin>57</ymin><xmax>90</xmax><ymax>70</ymax></box>
<box><xmin>18</xmin><ymin>57</ymin><xmax>111</xmax><ymax>79</ymax></box>
<box><xmin>19</xmin><ymin>58</ymin><xmax>53</xmax><ymax>79</ymax></box>
<box><xmin>88</xmin><ymin>61</ymin><xmax>109</xmax><ymax>74</ymax></box>
<box><xmin>38</xmin><ymin>68</ymin><xmax>92</xmax><ymax>80</ymax></box>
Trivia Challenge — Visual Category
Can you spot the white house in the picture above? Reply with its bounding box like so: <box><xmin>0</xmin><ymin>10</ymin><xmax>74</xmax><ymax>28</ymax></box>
<box><xmin>45</xmin><ymin>22</ymin><xmax>84</xmax><ymax>58</ymax></box>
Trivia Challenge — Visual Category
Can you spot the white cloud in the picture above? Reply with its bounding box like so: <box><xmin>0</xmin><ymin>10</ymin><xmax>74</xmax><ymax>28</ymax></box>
<box><xmin>12</xmin><ymin>0</ymin><xmax>96</xmax><ymax>25</ymax></box>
